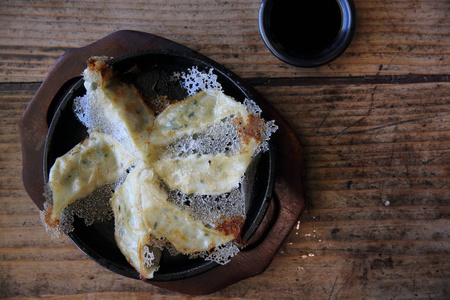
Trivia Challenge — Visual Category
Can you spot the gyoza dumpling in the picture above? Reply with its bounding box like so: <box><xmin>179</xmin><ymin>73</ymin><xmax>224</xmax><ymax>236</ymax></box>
<box><xmin>117</xmin><ymin>165</ymin><xmax>239</xmax><ymax>256</ymax></box>
<box><xmin>43</xmin><ymin>132</ymin><xmax>135</xmax><ymax>229</ymax></box>
<box><xmin>153</xmin><ymin>150</ymin><xmax>255</xmax><ymax>195</ymax></box>
<box><xmin>150</xmin><ymin>90</ymin><xmax>266</xmax><ymax>195</ymax></box>
<box><xmin>149</xmin><ymin>90</ymin><xmax>249</xmax><ymax>148</ymax></box>
<box><xmin>74</xmin><ymin>57</ymin><xmax>155</xmax><ymax>161</ymax></box>
<box><xmin>110</xmin><ymin>163</ymin><xmax>161</xmax><ymax>279</ymax></box>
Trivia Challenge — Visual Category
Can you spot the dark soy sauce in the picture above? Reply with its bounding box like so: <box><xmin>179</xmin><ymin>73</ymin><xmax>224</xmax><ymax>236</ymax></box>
<box><xmin>269</xmin><ymin>0</ymin><xmax>343</xmax><ymax>55</ymax></box>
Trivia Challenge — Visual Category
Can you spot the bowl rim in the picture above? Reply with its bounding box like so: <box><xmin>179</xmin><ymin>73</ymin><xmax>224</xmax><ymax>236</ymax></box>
<box><xmin>259</xmin><ymin>0</ymin><xmax>357</xmax><ymax>68</ymax></box>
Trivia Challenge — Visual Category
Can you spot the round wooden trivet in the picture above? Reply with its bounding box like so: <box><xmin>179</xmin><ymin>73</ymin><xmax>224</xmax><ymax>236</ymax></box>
<box><xmin>19</xmin><ymin>30</ymin><xmax>305</xmax><ymax>295</ymax></box>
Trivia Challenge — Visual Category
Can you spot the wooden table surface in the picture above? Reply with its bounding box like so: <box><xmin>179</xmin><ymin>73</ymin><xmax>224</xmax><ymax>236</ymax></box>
<box><xmin>1</xmin><ymin>0</ymin><xmax>449</xmax><ymax>299</ymax></box>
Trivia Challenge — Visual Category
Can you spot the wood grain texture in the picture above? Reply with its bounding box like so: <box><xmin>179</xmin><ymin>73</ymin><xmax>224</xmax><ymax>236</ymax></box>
<box><xmin>1</xmin><ymin>0</ymin><xmax>449</xmax><ymax>82</ymax></box>
<box><xmin>2</xmin><ymin>79</ymin><xmax>450</xmax><ymax>298</ymax></box>
<box><xmin>1</xmin><ymin>0</ymin><xmax>450</xmax><ymax>298</ymax></box>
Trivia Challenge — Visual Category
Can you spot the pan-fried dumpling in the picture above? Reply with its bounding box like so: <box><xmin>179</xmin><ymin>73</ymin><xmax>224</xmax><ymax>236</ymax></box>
<box><xmin>149</xmin><ymin>90</ymin><xmax>249</xmax><ymax>148</ymax></box>
<box><xmin>110</xmin><ymin>164</ymin><xmax>161</xmax><ymax>279</ymax></box>
<box><xmin>119</xmin><ymin>165</ymin><xmax>239</xmax><ymax>255</ymax></box>
<box><xmin>154</xmin><ymin>149</ymin><xmax>255</xmax><ymax>195</ymax></box>
<box><xmin>150</xmin><ymin>90</ymin><xmax>267</xmax><ymax>195</ymax></box>
<box><xmin>43</xmin><ymin>132</ymin><xmax>135</xmax><ymax>228</ymax></box>
<box><xmin>74</xmin><ymin>58</ymin><xmax>154</xmax><ymax>161</ymax></box>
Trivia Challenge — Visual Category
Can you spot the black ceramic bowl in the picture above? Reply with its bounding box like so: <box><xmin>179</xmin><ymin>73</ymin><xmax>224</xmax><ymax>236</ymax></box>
<box><xmin>43</xmin><ymin>49</ymin><xmax>276</xmax><ymax>281</ymax></box>
<box><xmin>259</xmin><ymin>0</ymin><xmax>357</xmax><ymax>68</ymax></box>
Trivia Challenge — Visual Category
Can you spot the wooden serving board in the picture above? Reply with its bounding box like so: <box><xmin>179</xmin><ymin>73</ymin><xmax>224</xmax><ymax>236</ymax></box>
<box><xmin>19</xmin><ymin>30</ymin><xmax>306</xmax><ymax>295</ymax></box>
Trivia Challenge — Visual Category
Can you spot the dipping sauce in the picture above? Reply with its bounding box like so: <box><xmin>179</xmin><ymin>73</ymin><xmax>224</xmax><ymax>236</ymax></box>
<box><xmin>269</xmin><ymin>0</ymin><xmax>343</xmax><ymax>55</ymax></box>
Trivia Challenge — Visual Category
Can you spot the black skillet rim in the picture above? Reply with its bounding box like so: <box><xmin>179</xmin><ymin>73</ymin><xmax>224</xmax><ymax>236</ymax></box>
<box><xmin>43</xmin><ymin>49</ymin><xmax>276</xmax><ymax>282</ymax></box>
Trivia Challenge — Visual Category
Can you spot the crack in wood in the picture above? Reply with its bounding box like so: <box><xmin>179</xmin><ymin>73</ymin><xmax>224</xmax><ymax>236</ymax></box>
<box><xmin>325</xmin><ymin>113</ymin><xmax>449</xmax><ymax>137</ymax></box>
<box><xmin>247</xmin><ymin>74</ymin><xmax>450</xmax><ymax>87</ymax></box>
<box><xmin>3</xmin><ymin>74</ymin><xmax>449</xmax><ymax>90</ymax></box>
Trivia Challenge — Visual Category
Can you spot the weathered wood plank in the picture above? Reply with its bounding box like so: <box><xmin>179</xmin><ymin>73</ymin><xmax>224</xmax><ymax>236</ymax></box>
<box><xmin>1</xmin><ymin>0</ymin><xmax>449</xmax><ymax>82</ymax></box>
<box><xmin>0</xmin><ymin>226</ymin><xmax>72</xmax><ymax>248</ymax></box>
<box><xmin>294</xmin><ymin>218</ymin><xmax>450</xmax><ymax>242</ymax></box>
<box><xmin>0</xmin><ymin>246</ymin><xmax>85</xmax><ymax>262</ymax></box>
<box><xmin>0</xmin><ymin>213</ymin><xmax>42</xmax><ymax>228</ymax></box>
<box><xmin>3</xmin><ymin>254</ymin><xmax>447</xmax><ymax>299</ymax></box>
<box><xmin>306</xmin><ymin>188</ymin><xmax>449</xmax><ymax>208</ymax></box>
<box><xmin>1</xmin><ymin>29</ymin><xmax>449</xmax><ymax>298</ymax></box>
<box><xmin>0</xmin><ymin>195</ymin><xmax>41</xmax><ymax>215</ymax></box>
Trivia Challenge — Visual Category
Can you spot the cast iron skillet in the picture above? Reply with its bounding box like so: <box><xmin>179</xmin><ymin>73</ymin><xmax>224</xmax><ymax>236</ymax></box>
<box><xmin>43</xmin><ymin>49</ymin><xmax>276</xmax><ymax>281</ymax></box>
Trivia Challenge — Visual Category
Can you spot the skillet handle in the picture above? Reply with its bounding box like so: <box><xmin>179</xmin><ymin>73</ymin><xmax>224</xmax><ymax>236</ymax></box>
<box><xmin>19</xmin><ymin>30</ymin><xmax>195</xmax><ymax>209</ymax></box>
